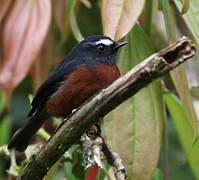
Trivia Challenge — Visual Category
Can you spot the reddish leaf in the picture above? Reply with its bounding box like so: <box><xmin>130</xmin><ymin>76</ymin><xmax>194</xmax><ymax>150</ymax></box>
<box><xmin>0</xmin><ymin>0</ymin><xmax>13</xmax><ymax>23</ymax></box>
<box><xmin>0</xmin><ymin>0</ymin><xmax>51</xmax><ymax>94</ymax></box>
<box><xmin>101</xmin><ymin>0</ymin><xmax>145</xmax><ymax>40</ymax></box>
<box><xmin>53</xmin><ymin>0</ymin><xmax>69</xmax><ymax>41</ymax></box>
<box><xmin>85</xmin><ymin>164</ymin><xmax>99</xmax><ymax>180</ymax></box>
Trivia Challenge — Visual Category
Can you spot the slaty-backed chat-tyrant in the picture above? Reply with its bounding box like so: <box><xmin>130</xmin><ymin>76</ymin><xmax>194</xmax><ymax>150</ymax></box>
<box><xmin>8</xmin><ymin>35</ymin><xmax>127</xmax><ymax>152</ymax></box>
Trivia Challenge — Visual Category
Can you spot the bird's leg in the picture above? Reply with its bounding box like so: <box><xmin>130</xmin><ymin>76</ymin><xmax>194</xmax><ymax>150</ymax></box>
<box><xmin>86</xmin><ymin>118</ymin><xmax>103</xmax><ymax>139</ymax></box>
<box><xmin>86</xmin><ymin>124</ymin><xmax>101</xmax><ymax>138</ymax></box>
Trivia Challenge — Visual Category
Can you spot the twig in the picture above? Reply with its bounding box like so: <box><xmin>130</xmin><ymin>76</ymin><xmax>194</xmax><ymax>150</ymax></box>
<box><xmin>102</xmin><ymin>138</ymin><xmax>126</xmax><ymax>180</ymax></box>
<box><xmin>19</xmin><ymin>37</ymin><xmax>196</xmax><ymax>179</ymax></box>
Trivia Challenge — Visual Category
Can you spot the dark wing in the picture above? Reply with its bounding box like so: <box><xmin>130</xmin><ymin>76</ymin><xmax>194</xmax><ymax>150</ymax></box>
<box><xmin>28</xmin><ymin>59</ymin><xmax>80</xmax><ymax>117</ymax></box>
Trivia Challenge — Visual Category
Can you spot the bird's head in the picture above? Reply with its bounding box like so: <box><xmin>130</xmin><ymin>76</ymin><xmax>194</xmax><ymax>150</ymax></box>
<box><xmin>71</xmin><ymin>35</ymin><xmax>127</xmax><ymax>65</ymax></box>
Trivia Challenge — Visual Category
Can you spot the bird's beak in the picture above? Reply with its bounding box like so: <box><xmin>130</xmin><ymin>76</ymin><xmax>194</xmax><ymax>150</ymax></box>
<box><xmin>114</xmin><ymin>41</ymin><xmax>127</xmax><ymax>51</ymax></box>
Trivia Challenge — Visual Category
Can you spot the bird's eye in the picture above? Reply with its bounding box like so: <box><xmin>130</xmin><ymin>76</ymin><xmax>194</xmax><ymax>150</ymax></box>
<box><xmin>96</xmin><ymin>44</ymin><xmax>106</xmax><ymax>52</ymax></box>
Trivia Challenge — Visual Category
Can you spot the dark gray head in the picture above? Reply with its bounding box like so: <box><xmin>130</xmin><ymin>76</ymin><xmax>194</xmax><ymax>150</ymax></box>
<box><xmin>71</xmin><ymin>35</ymin><xmax>127</xmax><ymax>65</ymax></box>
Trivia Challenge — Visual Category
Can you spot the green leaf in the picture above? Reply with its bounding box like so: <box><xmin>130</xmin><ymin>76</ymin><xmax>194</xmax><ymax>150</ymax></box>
<box><xmin>174</xmin><ymin>1</ymin><xmax>199</xmax><ymax>74</ymax></box>
<box><xmin>170</xmin><ymin>66</ymin><xmax>198</xmax><ymax>134</ymax></box>
<box><xmin>0</xmin><ymin>92</ymin><xmax>6</xmax><ymax>113</ymax></box>
<box><xmin>164</xmin><ymin>93</ymin><xmax>199</xmax><ymax>179</ymax></box>
<box><xmin>97</xmin><ymin>162</ymin><xmax>110</xmax><ymax>180</ymax></box>
<box><xmin>37</xmin><ymin>128</ymin><xmax>50</xmax><ymax>141</ymax></box>
<box><xmin>63</xmin><ymin>161</ymin><xmax>82</xmax><ymax>180</ymax></box>
<box><xmin>144</xmin><ymin>0</ymin><xmax>153</xmax><ymax>35</ymax></box>
<box><xmin>0</xmin><ymin>92</ymin><xmax>11</xmax><ymax>178</ymax></box>
<box><xmin>152</xmin><ymin>168</ymin><xmax>163</xmax><ymax>180</ymax></box>
<box><xmin>179</xmin><ymin>0</ymin><xmax>199</xmax><ymax>41</ymax></box>
<box><xmin>63</xmin><ymin>145</ymin><xmax>84</xmax><ymax>180</ymax></box>
<box><xmin>66</xmin><ymin>0</ymin><xmax>84</xmax><ymax>42</ymax></box>
<box><xmin>160</xmin><ymin>0</ymin><xmax>199</xmax><ymax>136</ymax></box>
<box><xmin>105</xmin><ymin>24</ymin><xmax>163</xmax><ymax>179</ymax></box>
<box><xmin>0</xmin><ymin>92</ymin><xmax>10</xmax><ymax>145</ymax></box>
<box><xmin>179</xmin><ymin>0</ymin><xmax>190</xmax><ymax>14</ymax></box>
<box><xmin>190</xmin><ymin>86</ymin><xmax>199</xmax><ymax>100</ymax></box>
<box><xmin>159</xmin><ymin>0</ymin><xmax>176</xmax><ymax>42</ymax></box>
<box><xmin>0</xmin><ymin>116</ymin><xmax>11</xmax><ymax>145</ymax></box>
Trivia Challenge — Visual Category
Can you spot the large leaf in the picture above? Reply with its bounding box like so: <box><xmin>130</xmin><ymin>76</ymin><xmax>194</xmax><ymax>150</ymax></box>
<box><xmin>101</xmin><ymin>0</ymin><xmax>145</xmax><ymax>40</ymax></box>
<box><xmin>174</xmin><ymin>0</ymin><xmax>199</xmax><ymax>42</ymax></box>
<box><xmin>66</xmin><ymin>0</ymin><xmax>84</xmax><ymax>42</ymax></box>
<box><xmin>0</xmin><ymin>0</ymin><xmax>13</xmax><ymax>23</ymax></box>
<box><xmin>179</xmin><ymin>0</ymin><xmax>190</xmax><ymax>14</ymax></box>
<box><xmin>0</xmin><ymin>92</ymin><xmax>11</xmax><ymax>179</ymax></box>
<box><xmin>144</xmin><ymin>0</ymin><xmax>153</xmax><ymax>35</ymax></box>
<box><xmin>159</xmin><ymin>0</ymin><xmax>199</xmax><ymax>135</ymax></box>
<box><xmin>105</xmin><ymin>24</ymin><xmax>163</xmax><ymax>180</ymax></box>
<box><xmin>0</xmin><ymin>92</ymin><xmax>10</xmax><ymax>145</ymax></box>
<box><xmin>52</xmin><ymin>0</ymin><xmax>70</xmax><ymax>43</ymax></box>
<box><xmin>164</xmin><ymin>93</ymin><xmax>199</xmax><ymax>179</ymax></box>
<box><xmin>174</xmin><ymin>0</ymin><xmax>199</xmax><ymax>75</ymax></box>
<box><xmin>0</xmin><ymin>0</ymin><xmax>51</xmax><ymax>94</ymax></box>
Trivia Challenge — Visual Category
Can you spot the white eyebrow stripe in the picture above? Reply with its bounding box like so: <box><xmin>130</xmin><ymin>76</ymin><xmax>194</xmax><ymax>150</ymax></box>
<box><xmin>94</xmin><ymin>39</ymin><xmax>113</xmax><ymax>46</ymax></box>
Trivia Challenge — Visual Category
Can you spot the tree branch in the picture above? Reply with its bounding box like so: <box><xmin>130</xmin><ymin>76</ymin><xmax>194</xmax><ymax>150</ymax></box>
<box><xmin>19</xmin><ymin>36</ymin><xmax>196</xmax><ymax>180</ymax></box>
<box><xmin>101</xmin><ymin>137</ymin><xmax>126</xmax><ymax>180</ymax></box>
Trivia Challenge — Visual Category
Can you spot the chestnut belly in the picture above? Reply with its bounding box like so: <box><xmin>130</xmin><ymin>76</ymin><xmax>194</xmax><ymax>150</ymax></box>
<box><xmin>47</xmin><ymin>64</ymin><xmax>120</xmax><ymax>117</ymax></box>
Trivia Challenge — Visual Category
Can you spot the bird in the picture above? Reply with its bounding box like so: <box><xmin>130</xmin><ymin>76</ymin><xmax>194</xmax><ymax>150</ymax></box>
<box><xmin>8</xmin><ymin>35</ymin><xmax>127</xmax><ymax>152</ymax></box>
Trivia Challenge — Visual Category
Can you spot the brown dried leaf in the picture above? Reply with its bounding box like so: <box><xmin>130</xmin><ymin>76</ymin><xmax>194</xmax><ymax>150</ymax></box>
<box><xmin>0</xmin><ymin>0</ymin><xmax>13</xmax><ymax>23</ymax></box>
<box><xmin>101</xmin><ymin>0</ymin><xmax>145</xmax><ymax>40</ymax></box>
<box><xmin>52</xmin><ymin>0</ymin><xmax>69</xmax><ymax>41</ymax></box>
<box><xmin>0</xmin><ymin>0</ymin><xmax>51</xmax><ymax>93</ymax></box>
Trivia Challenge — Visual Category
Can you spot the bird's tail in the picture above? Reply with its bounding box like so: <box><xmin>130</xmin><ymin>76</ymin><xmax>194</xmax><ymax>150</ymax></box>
<box><xmin>8</xmin><ymin>109</ymin><xmax>50</xmax><ymax>152</ymax></box>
